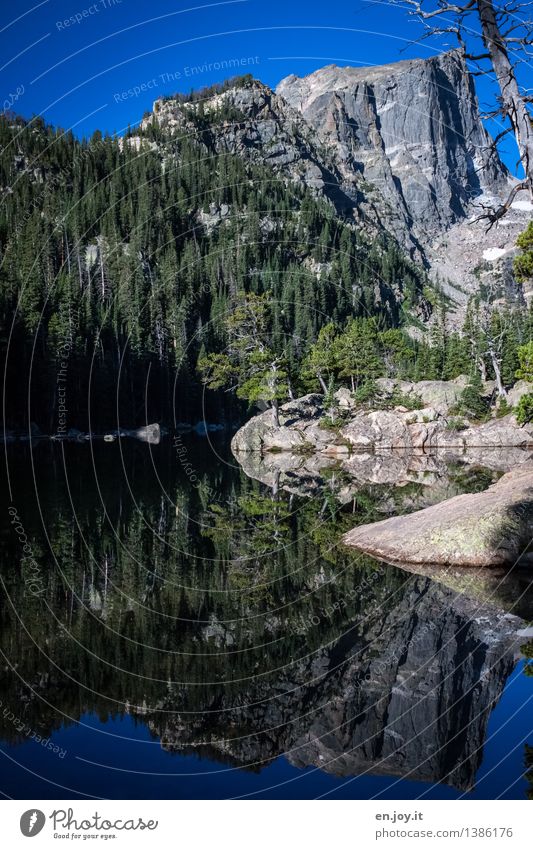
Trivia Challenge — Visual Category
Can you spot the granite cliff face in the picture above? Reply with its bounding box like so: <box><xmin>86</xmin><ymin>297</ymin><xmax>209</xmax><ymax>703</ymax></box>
<box><xmin>144</xmin><ymin>48</ymin><xmax>513</xmax><ymax>267</ymax></box>
<box><xmin>277</xmin><ymin>49</ymin><xmax>509</xmax><ymax>252</ymax></box>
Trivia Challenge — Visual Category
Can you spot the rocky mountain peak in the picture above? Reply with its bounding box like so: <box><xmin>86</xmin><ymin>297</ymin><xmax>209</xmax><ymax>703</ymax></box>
<box><xmin>140</xmin><ymin>49</ymin><xmax>525</xmax><ymax>307</ymax></box>
<box><xmin>276</xmin><ymin>48</ymin><xmax>510</xmax><ymax>250</ymax></box>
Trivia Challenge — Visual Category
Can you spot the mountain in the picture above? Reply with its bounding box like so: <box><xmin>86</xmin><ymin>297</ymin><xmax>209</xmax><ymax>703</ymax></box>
<box><xmin>142</xmin><ymin>49</ymin><xmax>531</xmax><ymax>307</ymax></box>
<box><xmin>144</xmin><ymin>49</ymin><xmax>514</xmax><ymax>253</ymax></box>
<box><xmin>276</xmin><ymin>49</ymin><xmax>509</xmax><ymax>251</ymax></box>
<box><xmin>1</xmin><ymin>49</ymin><xmax>531</xmax><ymax>431</ymax></box>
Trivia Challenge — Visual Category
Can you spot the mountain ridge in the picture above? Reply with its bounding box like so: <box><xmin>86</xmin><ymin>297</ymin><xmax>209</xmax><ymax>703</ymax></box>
<box><xmin>138</xmin><ymin>47</ymin><xmax>531</xmax><ymax>317</ymax></box>
<box><xmin>145</xmin><ymin>49</ymin><xmax>509</xmax><ymax>240</ymax></box>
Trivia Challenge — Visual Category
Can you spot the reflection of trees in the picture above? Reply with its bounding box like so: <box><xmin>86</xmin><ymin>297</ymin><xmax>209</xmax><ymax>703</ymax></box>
<box><xmin>0</xmin><ymin>442</ymin><xmax>529</xmax><ymax>793</ymax></box>
<box><xmin>525</xmin><ymin>745</ymin><xmax>533</xmax><ymax>800</ymax></box>
<box><xmin>0</xmin><ymin>442</ymin><xmax>399</xmax><ymax>736</ymax></box>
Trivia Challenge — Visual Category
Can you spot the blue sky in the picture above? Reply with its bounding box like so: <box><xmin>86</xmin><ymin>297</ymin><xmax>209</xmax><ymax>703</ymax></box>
<box><xmin>1</xmin><ymin>0</ymin><xmax>530</xmax><ymax>173</ymax></box>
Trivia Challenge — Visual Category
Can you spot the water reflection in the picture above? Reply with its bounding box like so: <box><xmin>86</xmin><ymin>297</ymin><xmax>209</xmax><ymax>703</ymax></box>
<box><xmin>1</xmin><ymin>440</ymin><xmax>532</xmax><ymax>796</ymax></box>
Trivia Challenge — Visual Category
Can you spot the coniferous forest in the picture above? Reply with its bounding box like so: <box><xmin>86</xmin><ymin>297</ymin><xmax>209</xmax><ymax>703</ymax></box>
<box><xmin>3</xmin><ymin>0</ymin><xmax>533</xmax><ymax>809</ymax></box>
<box><xmin>2</xmin><ymin>80</ymin><xmax>533</xmax><ymax>433</ymax></box>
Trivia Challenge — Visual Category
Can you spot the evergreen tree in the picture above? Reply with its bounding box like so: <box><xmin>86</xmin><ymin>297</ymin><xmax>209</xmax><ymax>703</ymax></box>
<box><xmin>514</xmin><ymin>222</ymin><xmax>533</xmax><ymax>282</ymax></box>
<box><xmin>334</xmin><ymin>318</ymin><xmax>383</xmax><ymax>392</ymax></box>
<box><xmin>301</xmin><ymin>323</ymin><xmax>338</xmax><ymax>393</ymax></box>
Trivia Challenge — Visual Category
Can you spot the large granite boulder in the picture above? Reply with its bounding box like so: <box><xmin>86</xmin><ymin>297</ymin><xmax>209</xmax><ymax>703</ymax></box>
<box><xmin>231</xmin><ymin>394</ymin><xmax>325</xmax><ymax>454</ymax></box>
<box><xmin>507</xmin><ymin>380</ymin><xmax>531</xmax><ymax>408</ymax></box>
<box><xmin>341</xmin><ymin>410</ymin><xmax>412</xmax><ymax>449</ymax></box>
<box><xmin>375</xmin><ymin>376</ymin><xmax>469</xmax><ymax>415</ymax></box>
<box><xmin>344</xmin><ymin>462</ymin><xmax>533</xmax><ymax>567</ymax></box>
<box><xmin>462</xmin><ymin>415</ymin><xmax>533</xmax><ymax>448</ymax></box>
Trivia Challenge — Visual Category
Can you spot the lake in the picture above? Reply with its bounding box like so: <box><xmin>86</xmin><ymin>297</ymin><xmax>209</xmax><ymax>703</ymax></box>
<box><xmin>1</xmin><ymin>438</ymin><xmax>533</xmax><ymax>799</ymax></box>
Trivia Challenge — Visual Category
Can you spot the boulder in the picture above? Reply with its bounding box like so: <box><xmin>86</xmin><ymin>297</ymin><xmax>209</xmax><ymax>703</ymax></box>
<box><xmin>462</xmin><ymin>415</ymin><xmax>533</xmax><ymax>448</ymax></box>
<box><xmin>408</xmin><ymin>379</ymin><xmax>465</xmax><ymax>414</ymax></box>
<box><xmin>376</xmin><ymin>377</ymin><xmax>468</xmax><ymax>414</ymax></box>
<box><xmin>409</xmin><ymin>419</ymin><xmax>446</xmax><ymax>450</ymax></box>
<box><xmin>507</xmin><ymin>380</ymin><xmax>531</xmax><ymax>408</ymax></box>
<box><xmin>231</xmin><ymin>395</ymin><xmax>323</xmax><ymax>454</ymax></box>
<box><xmin>341</xmin><ymin>410</ymin><xmax>412</xmax><ymax>449</ymax></box>
<box><xmin>125</xmin><ymin>423</ymin><xmax>161</xmax><ymax>444</ymax></box>
<box><xmin>375</xmin><ymin>378</ymin><xmax>413</xmax><ymax>398</ymax></box>
<box><xmin>344</xmin><ymin>462</ymin><xmax>533</xmax><ymax>567</ymax></box>
<box><xmin>334</xmin><ymin>387</ymin><xmax>355</xmax><ymax>409</ymax></box>
<box><xmin>402</xmin><ymin>406</ymin><xmax>440</xmax><ymax>424</ymax></box>
<box><xmin>278</xmin><ymin>394</ymin><xmax>323</xmax><ymax>426</ymax></box>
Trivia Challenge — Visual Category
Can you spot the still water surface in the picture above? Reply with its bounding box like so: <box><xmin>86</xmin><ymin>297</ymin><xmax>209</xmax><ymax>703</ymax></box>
<box><xmin>1</xmin><ymin>439</ymin><xmax>532</xmax><ymax>799</ymax></box>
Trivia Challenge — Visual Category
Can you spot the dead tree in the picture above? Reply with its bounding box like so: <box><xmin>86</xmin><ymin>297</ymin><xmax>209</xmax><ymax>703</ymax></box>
<box><xmin>399</xmin><ymin>0</ymin><xmax>533</xmax><ymax>222</ymax></box>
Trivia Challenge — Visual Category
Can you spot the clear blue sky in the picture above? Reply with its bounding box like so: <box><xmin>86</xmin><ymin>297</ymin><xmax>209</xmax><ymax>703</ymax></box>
<box><xmin>1</xmin><ymin>0</ymin><xmax>529</xmax><ymax>173</ymax></box>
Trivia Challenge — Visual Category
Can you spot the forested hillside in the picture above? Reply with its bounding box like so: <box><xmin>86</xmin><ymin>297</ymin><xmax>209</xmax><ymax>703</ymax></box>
<box><xmin>0</xmin><ymin>100</ymin><xmax>428</xmax><ymax>432</ymax></box>
<box><xmin>1</xmin><ymin>74</ymin><xmax>532</xmax><ymax>433</ymax></box>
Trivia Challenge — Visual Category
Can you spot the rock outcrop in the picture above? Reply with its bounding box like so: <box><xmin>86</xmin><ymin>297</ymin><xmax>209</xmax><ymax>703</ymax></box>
<box><xmin>143</xmin><ymin>49</ymin><xmax>513</xmax><ymax>269</ymax></box>
<box><xmin>231</xmin><ymin>385</ymin><xmax>533</xmax><ymax>456</ymax></box>
<box><xmin>276</xmin><ymin>48</ymin><xmax>509</xmax><ymax>252</ymax></box>
<box><xmin>344</xmin><ymin>463</ymin><xmax>533</xmax><ymax>567</ymax></box>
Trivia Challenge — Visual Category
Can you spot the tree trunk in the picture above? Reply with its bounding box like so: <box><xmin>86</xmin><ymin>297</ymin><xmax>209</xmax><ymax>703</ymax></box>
<box><xmin>477</xmin><ymin>0</ymin><xmax>533</xmax><ymax>197</ymax></box>
<box><xmin>271</xmin><ymin>398</ymin><xmax>280</xmax><ymax>428</ymax></box>
<box><xmin>488</xmin><ymin>345</ymin><xmax>507</xmax><ymax>398</ymax></box>
<box><xmin>317</xmin><ymin>372</ymin><xmax>328</xmax><ymax>394</ymax></box>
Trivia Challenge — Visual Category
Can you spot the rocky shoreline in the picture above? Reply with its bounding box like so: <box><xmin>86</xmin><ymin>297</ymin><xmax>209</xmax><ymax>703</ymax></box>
<box><xmin>231</xmin><ymin>378</ymin><xmax>533</xmax><ymax>456</ymax></box>
<box><xmin>231</xmin><ymin>378</ymin><xmax>533</xmax><ymax>569</ymax></box>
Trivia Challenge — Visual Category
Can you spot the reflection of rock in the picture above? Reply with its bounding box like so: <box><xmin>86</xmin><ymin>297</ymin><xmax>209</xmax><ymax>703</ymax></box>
<box><xmin>237</xmin><ymin>449</ymin><xmax>337</xmax><ymax>498</ymax></box>
<box><xmin>452</xmin><ymin>446</ymin><xmax>533</xmax><ymax>472</ymax></box>
<box><xmin>344</xmin><ymin>463</ymin><xmax>533</xmax><ymax>567</ymax></box>
<box><xmin>238</xmin><ymin>442</ymin><xmax>533</xmax><ymax>508</ymax></box>
<box><xmin>150</xmin><ymin>577</ymin><xmax>521</xmax><ymax>791</ymax></box>
<box><xmin>371</xmin><ymin>558</ymin><xmax>533</xmax><ymax>618</ymax></box>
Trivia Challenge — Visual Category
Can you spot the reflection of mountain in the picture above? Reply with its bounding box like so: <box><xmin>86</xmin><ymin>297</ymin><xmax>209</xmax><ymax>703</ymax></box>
<box><xmin>0</xmin><ymin>442</ymin><xmax>529</xmax><ymax>792</ymax></box>
<box><xmin>151</xmin><ymin>577</ymin><xmax>519</xmax><ymax>791</ymax></box>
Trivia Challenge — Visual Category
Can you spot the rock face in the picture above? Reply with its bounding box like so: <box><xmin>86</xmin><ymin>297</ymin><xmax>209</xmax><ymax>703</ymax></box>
<box><xmin>344</xmin><ymin>463</ymin><xmax>533</xmax><ymax>567</ymax></box>
<box><xmin>144</xmin><ymin>49</ymin><xmax>511</xmax><ymax>266</ymax></box>
<box><xmin>277</xmin><ymin>48</ymin><xmax>508</xmax><ymax>252</ymax></box>
<box><xmin>146</xmin><ymin>80</ymin><xmax>355</xmax><ymax>215</ymax></box>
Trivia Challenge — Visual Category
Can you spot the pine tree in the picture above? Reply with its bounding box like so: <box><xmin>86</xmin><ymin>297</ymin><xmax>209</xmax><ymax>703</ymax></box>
<box><xmin>334</xmin><ymin>318</ymin><xmax>383</xmax><ymax>392</ymax></box>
